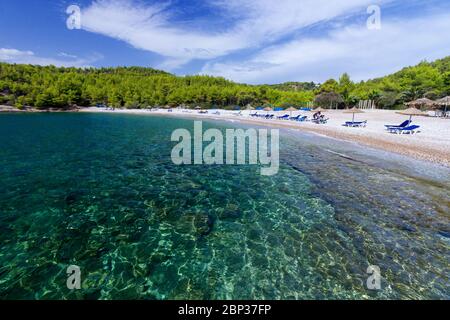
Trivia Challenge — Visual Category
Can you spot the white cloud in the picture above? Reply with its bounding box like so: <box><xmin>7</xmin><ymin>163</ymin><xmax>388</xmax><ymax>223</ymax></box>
<box><xmin>202</xmin><ymin>13</ymin><xmax>450</xmax><ymax>84</ymax></box>
<box><xmin>78</xmin><ymin>0</ymin><xmax>387</xmax><ymax>69</ymax></box>
<box><xmin>0</xmin><ymin>48</ymin><xmax>101</xmax><ymax>67</ymax></box>
<box><xmin>79</xmin><ymin>0</ymin><xmax>245</xmax><ymax>68</ymax></box>
<box><xmin>58</xmin><ymin>52</ymin><xmax>78</xmax><ymax>59</ymax></box>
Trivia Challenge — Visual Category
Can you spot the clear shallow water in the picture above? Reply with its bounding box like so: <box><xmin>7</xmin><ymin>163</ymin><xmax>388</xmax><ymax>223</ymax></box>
<box><xmin>0</xmin><ymin>113</ymin><xmax>448</xmax><ymax>300</ymax></box>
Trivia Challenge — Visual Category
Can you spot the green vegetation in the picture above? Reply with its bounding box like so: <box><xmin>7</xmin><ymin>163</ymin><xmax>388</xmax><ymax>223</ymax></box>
<box><xmin>0</xmin><ymin>64</ymin><xmax>313</xmax><ymax>109</ymax></box>
<box><xmin>312</xmin><ymin>57</ymin><xmax>450</xmax><ymax>109</ymax></box>
<box><xmin>267</xmin><ymin>81</ymin><xmax>318</xmax><ymax>92</ymax></box>
<box><xmin>1</xmin><ymin>56</ymin><xmax>449</xmax><ymax>110</ymax></box>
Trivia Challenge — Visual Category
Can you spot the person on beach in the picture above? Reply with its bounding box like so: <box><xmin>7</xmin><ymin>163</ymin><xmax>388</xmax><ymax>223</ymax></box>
<box><xmin>313</xmin><ymin>111</ymin><xmax>321</xmax><ymax>120</ymax></box>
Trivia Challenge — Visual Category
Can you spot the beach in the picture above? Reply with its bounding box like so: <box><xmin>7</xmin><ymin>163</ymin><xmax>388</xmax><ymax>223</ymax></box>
<box><xmin>75</xmin><ymin>107</ymin><xmax>450</xmax><ymax>167</ymax></box>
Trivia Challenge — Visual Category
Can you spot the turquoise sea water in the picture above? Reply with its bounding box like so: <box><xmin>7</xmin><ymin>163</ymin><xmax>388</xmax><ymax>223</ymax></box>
<box><xmin>0</xmin><ymin>113</ymin><xmax>448</xmax><ymax>300</ymax></box>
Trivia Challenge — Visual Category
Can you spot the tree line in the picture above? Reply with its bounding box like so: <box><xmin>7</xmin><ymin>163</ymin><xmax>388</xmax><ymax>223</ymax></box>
<box><xmin>0</xmin><ymin>64</ymin><xmax>313</xmax><ymax>109</ymax></box>
<box><xmin>0</xmin><ymin>56</ymin><xmax>449</xmax><ymax>110</ymax></box>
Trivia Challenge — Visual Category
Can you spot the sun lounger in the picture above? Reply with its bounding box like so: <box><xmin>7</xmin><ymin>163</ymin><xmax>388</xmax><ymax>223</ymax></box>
<box><xmin>297</xmin><ymin>116</ymin><xmax>308</xmax><ymax>122</ymax></box>
<box><xmin>277</xmin><ymin>114</ymin><xmax>290</xmax><ymax>120</ymax></box>
<box><xmin>385</xmin><ymin>120</ymin><xmax>411</xmax><ymax>129</ymax></box>
<box><xmin>388</xmin><ymin>125</ymin><xmax>420</xmax><ymax>134</ymax></box>
<box><xmin>289</xmin><ymin>115</ymin><xmax>301</xmax><ymax>121</ymax></box>
<box><xmin>312</xmin><ymin>118</ymin><xmax>329</xmax><ymax>124</ymax></box>
<box><xmin>344</xmin><ymin>121</ymin><xmax>367</xmax><ymax>127</ymax></box>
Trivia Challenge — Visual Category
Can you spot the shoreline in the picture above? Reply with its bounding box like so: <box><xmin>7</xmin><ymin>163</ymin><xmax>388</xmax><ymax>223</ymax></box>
<box><xmin>79</xmin><ymin>108</ymin><xmax>450</xmax><ymax>168</ymax></box>
<box><xmin>2</xmin><ymin>105</ymin><xmax>449</xmax><ymax>167</ymax></box>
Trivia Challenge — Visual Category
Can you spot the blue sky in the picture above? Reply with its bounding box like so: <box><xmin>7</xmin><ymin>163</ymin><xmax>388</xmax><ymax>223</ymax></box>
<box><xmin>1</xmin><ymin>0</ymin><xmax>450</xmax><ymax>84</ymax></box>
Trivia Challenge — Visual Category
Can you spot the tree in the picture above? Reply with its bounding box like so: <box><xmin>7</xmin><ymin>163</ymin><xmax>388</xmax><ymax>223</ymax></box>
<box><xmin>314</xmin><ymin>92</ymin><xmax>344</xmax><ymax>109</ymax></box>
<box><xmin>338</xmin><ymin>73</ymin><xmax>355</xmax><ymax>106</ymax></box>
<box><xmin>318</xmin><ymin>79</ymin><xmax>339</xmax><ymax>93</ymax></box>
<box><xmin>378</xmin><ymin>91</ymin><xmax>400</xmax><ymax>109</ymax></box>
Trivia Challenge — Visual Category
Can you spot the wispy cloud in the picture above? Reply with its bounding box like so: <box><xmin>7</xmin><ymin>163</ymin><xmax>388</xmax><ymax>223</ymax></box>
<box><xmin>58</xmin><ymin>52</ymin><xmax>79</xmax><ymax>59</ymax></box>
<box><xmin>78</xmin><ymin>0</ymin><xmax>386</xmax><ymax>70</ymax></box>
<box><xmin>0</xmin><ymin>48</ymin><xmax>101</xmax><ymax>67</ymax></box>
<box><xmin>202</xmin><ymin>12</ymin><xmax>450</xmax><ymax>84</ymax></box>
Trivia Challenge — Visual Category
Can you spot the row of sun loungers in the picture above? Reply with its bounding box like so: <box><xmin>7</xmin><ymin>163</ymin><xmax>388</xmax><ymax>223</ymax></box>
<box><xmin>249</xmin><ymin>113</ymin><xmax>421</xmax><ymax>133</ymax></box>
<box><xmin>250</xmin><ymin>113</ymin><xmax>273</xmax><ymax>119</ymax></box>
<box><xmin>341</xmin><ymin>119</ymin><xmax>421</xmax><ymax>134</ymax></box>
<box><xmin>251</xmin><ymin>113</ymin><xmax>311</xmax><ymax>122</ymax></box>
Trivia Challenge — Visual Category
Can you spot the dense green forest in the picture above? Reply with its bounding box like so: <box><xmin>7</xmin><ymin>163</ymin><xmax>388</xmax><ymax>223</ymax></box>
<box><xmin>0</xmin><ymin>64</ymin><xmax>313</xmax><ymax>109</ymax></box>
<box><xmin>0</xmin><ymin>56</ymin><xmax>449</xmax><ymax>110</ymax></box>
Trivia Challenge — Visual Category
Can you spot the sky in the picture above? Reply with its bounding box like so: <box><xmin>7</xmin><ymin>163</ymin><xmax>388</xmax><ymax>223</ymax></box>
<box><xmin>1</xmin><ymin>0</ymin><xmax>450</xmax><ymax>84</ymax></box>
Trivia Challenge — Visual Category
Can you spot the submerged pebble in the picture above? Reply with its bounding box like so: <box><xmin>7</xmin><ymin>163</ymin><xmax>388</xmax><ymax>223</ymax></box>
<box><xmin>194</xmin><ymin>214</ymin><xmax>215</xmax><ymax>237</ymax></box>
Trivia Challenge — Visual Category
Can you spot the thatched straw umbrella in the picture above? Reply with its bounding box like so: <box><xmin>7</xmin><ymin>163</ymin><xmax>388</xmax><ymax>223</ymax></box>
<box><xmin>245</xmin><ymin>105</ymin><xmax>255</xmax><ymax>111</ymax></box>
<box><xmin>285</xmin><ymin>107</ymin><xmax>298</xmax><ymax>117</ymax></box>
<box><xmin>344</xmin><ymin>107</ymin><xmax>365</xmax><ymax>123</ymax></box>
<box><xmin>405</xmin><ymin>98</ymin><xmax>437</xmax><ymax>108</ymax></box>
<box><xmin>311</xmin><ymin>107</ymin><xmax>326</xmax><ymax>113</ymax></box>
<box><xmin>436</xmin><ymin>96</ymin><xmax>450</xmax><ymax>105</ymax></box>
<box><xmin>436</xmin><ymin>96</ymin><xmax>450</xmax><ymax>116</ymax></box>
<box><xmin>396</xmin><ymin>107</ymin><xmax>428</xmax><ymax>121</ymax></box>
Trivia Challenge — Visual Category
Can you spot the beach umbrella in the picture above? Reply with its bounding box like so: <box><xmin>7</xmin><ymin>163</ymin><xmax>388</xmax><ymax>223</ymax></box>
<box><xmin>405</xmin><ymin>98</ymin><xmax>437</xmax><ymax>108</ymax></box>
<box><xmin>396</xmin><ymin>107</ymin><xmax>428</xmax><ymax>121</ymax></box>
<box><xmin>311</xmin><ymin>107</ymin><xmax>326</xmax><ymax>113</ymax></box>
<box><xmin>195</xmin><ymin>106</ymin><xmax>201</xmax><ymax>110</ymax></box>
<box><xmin>285</xmin><ymin>107</ymin><xmax>298</xmax><ymax>117</ymax></box>
<box><xmin>436</xmin><ymin>96</ymin><xmax>450</xmax><ymax>105</ymax></box>
<box><xmin>436</xmin><ymin>96</ymin><xmax>450</xmax><ymax>116</ymax></box>
<box><xmin>344</xmin><ymin>107</ymin><xmax>365</xmax><ymax>123</ymax></box>
<box><xmin>245</xmin><ymin>104</ymin><xmax>255</xmax><ymax>110</ymax></box>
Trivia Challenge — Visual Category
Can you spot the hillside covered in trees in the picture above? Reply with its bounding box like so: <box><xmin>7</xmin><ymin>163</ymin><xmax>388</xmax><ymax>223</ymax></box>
<box><xmin>0</xmin><ymin>64</ymin><xmax>313</xmax><ymax>109</ymax></box>
<box><xmin>313</xmin><ymin>56</ymin><xmax>450</xmax><ymax>109</ymax></box>
<box><xmin>0</xmin><ymin>56</ymin><xmax>449</xmax><ymax>110</ymax></box>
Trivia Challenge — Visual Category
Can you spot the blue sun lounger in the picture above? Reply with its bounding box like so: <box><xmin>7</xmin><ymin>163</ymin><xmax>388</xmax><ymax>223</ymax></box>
<box><xmin>277</xmin><ymin>114</ymin><xmax>290</xmax><ymax>120</ymax></box>
<box><xmin>290</xmin><ymin>115</ymin><xmax>301</xmax><ymax>121</ymax></box>
<box><xmin>344</xmin><ymin>120</ymin><xmax>367</xmax><ymax>127</ymax></box>
<box><xmin>385</xmin><ymin>120</ymin><xmax>411</xmax><ymax>129</ymax></box>
<box><xmin>388</xmin><ymin>125</ymin><xmax>420</xmax><ymax>134</ymax></box>
<box><xmin>312</xmin><ymin>118</ymin><xmax>329</xmax><ymax>124</ymax></box>
<box><xmin>296</xmin><ymin>116</ymin><xmax>308</xmax><ymax>122</ymax></box>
